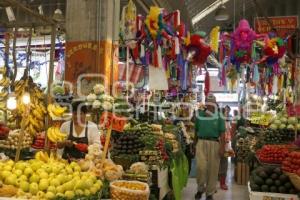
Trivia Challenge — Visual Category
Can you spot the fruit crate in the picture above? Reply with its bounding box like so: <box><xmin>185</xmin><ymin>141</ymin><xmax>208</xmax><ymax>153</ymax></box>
<box><xmin>236</xmin><ymin>162</ymin><xmax>250</xmax><ymax>185</ymax></box>
<box><xmin>248</xmin><ymin>182</ymin><xmax>299</xmax><ymax>200</ymax></box>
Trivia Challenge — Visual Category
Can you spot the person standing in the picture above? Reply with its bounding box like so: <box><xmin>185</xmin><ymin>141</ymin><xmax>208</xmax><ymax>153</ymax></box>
<box><xmin>194</xmin><ymin>94</ymin><xmax>226</xmax><ymax>200</ymax></box>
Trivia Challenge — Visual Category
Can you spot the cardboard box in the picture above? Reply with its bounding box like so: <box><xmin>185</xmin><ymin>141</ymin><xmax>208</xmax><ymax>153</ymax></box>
<box><xmin>236</xmin><ymin>162</ymin><xmax>250</xmax><ymax>185</ymax></box>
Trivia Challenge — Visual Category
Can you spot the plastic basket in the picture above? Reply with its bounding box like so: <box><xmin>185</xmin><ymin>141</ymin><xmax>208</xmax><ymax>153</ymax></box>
<box><xmin>110</xmin><ymin>180</ymin><xmax>150</xmax><ymax>200</ymax></box>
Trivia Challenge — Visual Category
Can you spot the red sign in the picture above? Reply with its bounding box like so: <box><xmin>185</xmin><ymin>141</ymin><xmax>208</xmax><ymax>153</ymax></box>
<box><xmin>254</xmin><ymin>16</ymin><xmax>298</xmax><ymax>37</ymax></box>
<box><xmin>99</xmin><ymin>112</ymin><xmax>127</xmax><ymax>132</ymax></box>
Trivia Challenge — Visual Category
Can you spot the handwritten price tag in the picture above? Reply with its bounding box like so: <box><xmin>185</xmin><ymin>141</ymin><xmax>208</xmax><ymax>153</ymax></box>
<box><xmin>99</xmin><ymin>112</ymin><xmax>127</xmax><ymax>132</ymax></box>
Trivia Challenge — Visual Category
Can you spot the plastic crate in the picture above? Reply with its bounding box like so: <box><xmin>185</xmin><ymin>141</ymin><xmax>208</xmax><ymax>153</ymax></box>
<box><xmin>248</xmin><ymin>182</ymin><xmax>299</xmax><ymax>200</ymax></box>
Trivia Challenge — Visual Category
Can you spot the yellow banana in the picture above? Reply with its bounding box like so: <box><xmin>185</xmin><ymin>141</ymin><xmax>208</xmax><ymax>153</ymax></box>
<box><xmin>29</xmin><ymin>116</ymin><xmax>40</xmax><ymax>129</ymax></box>
<box><xmin>51</xmin><ymin>104</ymin><xmax>67</xmax><ymax>117</ymax></box>
<box><xmin>0</xmin><ymin>91</ymin><xmax>8</xmax><ymax>98</ymax></box>
<box><xmin>32</xmin><ymin>108</ymin><xmax>44</xmax><ymax>120</ymax></box>
<box><xmin>47</xmin><ymin>127</ymin><xmax>58</xmax><ymax>143</ymax></box>
<box><xmin>28</xmin><ymin>124</ymin><xmax>37</xmax><ymax>135</ymax></box>
<box><xmin>0</xmin><ymin>77</ymin><xmax>9</xmax><ymax>86</ymax></box>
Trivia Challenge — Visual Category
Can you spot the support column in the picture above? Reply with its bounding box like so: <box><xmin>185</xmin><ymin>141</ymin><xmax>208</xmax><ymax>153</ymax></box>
<box><xmin>65</xmin><ymin>0</ymin><xmax>120</xmax><ymax>95</ymax></box>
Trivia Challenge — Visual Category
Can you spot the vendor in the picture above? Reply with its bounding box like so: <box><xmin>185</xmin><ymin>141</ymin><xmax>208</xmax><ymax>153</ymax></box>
<box><xmin>58</xmin><ymin>101</ymin><xmax>101</xmax><ymax>160</ymax></box>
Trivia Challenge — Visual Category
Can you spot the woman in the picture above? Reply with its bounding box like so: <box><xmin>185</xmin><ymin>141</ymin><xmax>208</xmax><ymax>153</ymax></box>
<box><xmin>58</xmin><ymin>101</ymin><xmax>101</xmax><ymax>160</ymax></box>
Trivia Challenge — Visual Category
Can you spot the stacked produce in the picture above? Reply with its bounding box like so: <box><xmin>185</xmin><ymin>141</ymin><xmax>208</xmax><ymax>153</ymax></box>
<box><xmin>269</xmin><ymin>112</ymin><xmax>300</xmax><ymax>131</ymax></box>
<box><xmin>14</xmin><ymin>78</ymin><xmax>47</xmax><ymax>136</ymax></box>
<box><xmin>110</xmin><ymin>180</ymin><xmax>149</xmax><ymax>200</ymax></box>
<box><xmin>0</xmin><ymin>129</ymin><xmax>32</xmax><ymax>150</ymax></box>
<box><xmin>0</xmin><ymin>152</ymin><xmax>103</xmax><ymax>200</ymax></box>
<box><xmin>256</xmin><ymin>145</ymin><xmax>290</xmax><ymax>164</ymax></box>
<box><xmin>47</xmin><ymin>103</ymin><xmax>68</xmax><ymax>119</ymax></box>
<box><xmin>123</xmin><ymin>162</ymin><xmax>150</xmax><ymax>183</ymax></box>
<box><xmin>86</xmin><ymin>84</ymin><xmax>113</xmax><ymax>110</ymax></box>
<box><xmin>250</xmin><ymin>165</ymin><xmax>298</xmax><ymax>194</ymax></box>
<box><xmin>264</xmin><ymin>129</ymin><xmax>295</xmax><ymax>144</ymax></box>
<box><xmin>46</xmin><ymin>126</ymin><xmax>67</xmax><ymax>143</ymax></box>
<box><xmin>282</xmin><ymin>151</ymin><xmax>300</xmax><ymax>175</ymax></box>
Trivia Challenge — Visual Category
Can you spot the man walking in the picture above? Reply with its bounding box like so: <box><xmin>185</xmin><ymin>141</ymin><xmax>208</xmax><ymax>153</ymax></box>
<box><xmin>194</xmin><ymin>94</ymin><xmax>226</xmax><ymax>200</ymax></box>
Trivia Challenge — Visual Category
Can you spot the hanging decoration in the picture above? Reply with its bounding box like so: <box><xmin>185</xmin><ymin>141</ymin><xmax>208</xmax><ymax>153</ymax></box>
<box><xmin>209</xmin><ymin>26</ymin><xmax>220</xmax><ymax>53</ymax></box>
<box><xmin>186</xmin><ymin>33</ymin><xmax>211</xmax><ymax>66</ymax></box>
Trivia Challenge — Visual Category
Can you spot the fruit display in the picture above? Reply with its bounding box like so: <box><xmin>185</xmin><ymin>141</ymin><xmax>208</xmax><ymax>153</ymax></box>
<box><xmin>14</xmin><ymin>78</ymin><xmax>47</xmax><ymax>136</ymax></box>
<box><xmin>110</xmin><ymin>180</ymin><xmax>150</xmax><ymax>200</ymax></box>
<box><xmin>113</xmin><ymin>134</ymin><xmax>144</xmax><ymax>156</ymax></box>
<box><xmin>0</xmin><ymin>67</ymin><xmax>10</xmax><ymax>111</ymax></box>
<box><xmin>264</xmin><ymin>129</ymin><xmax>295</xmax><ymax>144</ymax></box>
<box><xmin>31</xmin><ymin>132</ymin><xmax>57</xmax><ymax>150</ymax></box>
<box><xmin>47</xmin><ymin>103</ymin><xmax>68</xmax><ymax>119</ymax></box>
<box><xmin>0</xmin><ymin>122</ymin><xmax>10</xmax><ymax>140</ymax></box>
<box><xmin>250</xmin><ymin>165</ymin><xmax>298</xmax><ymax>194</ymax></box>
<box><xmin>257</xmin><ymin>145</ymin><xmax>290</xmax><ymax>164</ymax></box>
<box><xmin>234</xmin><ymin>132</ymin><xmax>258</xmax><ymax>162</ymax></box>
<box><xmin>269</xmin><ymin>112</ymin><xmax>300</xmax><ymax>131</ymax></box>
<box><xmin>0</xmin><ymin>129</ymin><xmax>33</xmax><ymax>150</ymax></box>
<box><xmin>282</xmin><ymin>151</ymin><xmax>300</xmax><ymax>175</ymax></box>
<box><xmin>46</xmin><ymin>126</ymin><xmax>67</xmax><ymax>143</ymax></box>
<box><xmin>123</xmin><ymin>163</ymin><xmax>150</xmax><ymax>183</ymax></box>
<box><xmin>0</xmin><ymin>153</ymin><xmax>103</xmax><ymax>200</ymax></box>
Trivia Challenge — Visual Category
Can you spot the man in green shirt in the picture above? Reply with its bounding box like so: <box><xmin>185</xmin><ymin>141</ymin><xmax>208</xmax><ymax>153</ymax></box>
<box><xmin>194</xmin><ymin>94</ymin><xmax>226</xmax><ymax>200</ymax></box>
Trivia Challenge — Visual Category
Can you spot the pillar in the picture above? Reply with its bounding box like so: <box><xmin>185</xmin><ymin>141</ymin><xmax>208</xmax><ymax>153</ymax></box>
<box><xmin>65</xmin><ymin>0</ymin><xmax>120</xmax><ymax>95</ymax></box>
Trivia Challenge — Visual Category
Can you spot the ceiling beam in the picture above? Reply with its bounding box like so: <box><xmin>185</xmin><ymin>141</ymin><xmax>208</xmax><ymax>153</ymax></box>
<box><xmin>3</xmin><ymin>0</ymin><xmax>56</xmax><ymax>25</ymax></box>
<box><xmin>134</xmin><ymin>0</ymin><xmax>149</xmax><ymax>13</ymax></box>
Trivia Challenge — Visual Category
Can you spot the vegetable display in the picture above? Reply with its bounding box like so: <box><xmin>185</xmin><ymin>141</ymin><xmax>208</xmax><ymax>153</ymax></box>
<box><xmin>256</xmin><ymin>145</ymin><xmax>290</xmax><ymax>164</ymax></box>
<box><xmin>282</xmin><ymin>151</ymin><xmax>300</xmax><ymax>175</ymax></box>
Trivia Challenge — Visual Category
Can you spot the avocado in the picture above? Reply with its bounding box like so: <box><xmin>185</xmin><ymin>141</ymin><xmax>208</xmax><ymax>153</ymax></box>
<box><xmin>279</xmin><ymin>174</ymin><xmax>289</xmax><ymax>183</ymax></box>
<box><xmin>261</xmin><ymin>185</ymin><xmax>269</xmax><ymax>192</ymax></box>
<box><xmin>273</xmin><ymin>167</ymin><xmax>282</xmax><ymax>175</ymax></box>
<box><xmin>265</xmin><ymin>178</ymin><xmax>274</xmax><ymax>186</ymax></box>
<box><xmin>270</xmin><ymin>186</ymin><xmax>278</xmax><ymax>193</ymax></box>
<box><xmin>275</xmin><ymin>180</ymin><xmax>282</xmax><ymax>186</ymax></box>
<box><xmin>265</xmin><ymin>166</ymin><xmax>275</xmax><ymax>175</ymax></box>
<box><xmin>278</xmin><ymin>186</ymin><xmax>287</xmax><ymax>193</ymax></box>
<box><xmin>259</xmin><ymin>171</ymin><xmax>268</xmax><ymax>179</ymax></box>
<box><xmin>251</xmin><ymin>183</ymin><xmax>260</xmax><ymax>191</ymax></box>
<box><xmin>284</xmin><ymin>182</ymin><xmax>292</xmax><ymax>190</ymax></box>
<box><xmin>254</xmin><ymin>176</ymin><xmax>264</xmax><ymax>185</ymax></box>
<box><xmin>271</xmin><ymin>173</ymin><xmax>278</xmax><ymax>180</ymax></box>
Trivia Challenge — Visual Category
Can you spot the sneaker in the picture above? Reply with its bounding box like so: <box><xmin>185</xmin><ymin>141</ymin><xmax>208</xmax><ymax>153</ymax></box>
<box><xmin>194</xmin><ymin>191</ymin><xmax>203</xmax><ymax>200</ymax></box>
<box><xmin>206</xmin><ymin>195</ymin><xmax>214</xmax><ymax>200</ymax></box>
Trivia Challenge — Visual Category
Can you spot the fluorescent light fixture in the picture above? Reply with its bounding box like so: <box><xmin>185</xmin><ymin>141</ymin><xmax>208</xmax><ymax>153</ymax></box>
<box><xmin>5</xmin><ymin>7</ymin><xmax>16</xmax><ymax>22</ymax></box>
<box><xmin>192</xmin><ymin>0</ymin><xmax>230</xmax><ymax>25</ymax></box>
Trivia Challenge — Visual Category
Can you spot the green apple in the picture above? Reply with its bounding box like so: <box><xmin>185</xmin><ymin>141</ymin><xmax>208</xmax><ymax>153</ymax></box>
<box><xmin>20</xmin><ymin>181</ymin><xmax>30</xmax><ymax>192</ymax></box>
<box><xmin>45</xmin><ymin>191</ymin><xmax>55</xmax><ymax>199</ymax></box>
<box><xmin>74</xmin><ymin>180</ymin><xmax>86</xmax><ymax>190</ymax></box>
<box><xmin>30</xmin><ymin>162</ymin><xmax>42</xmax><ymax>171</ymax></box>
<box><xmin>5</xmin><ymin>175</ymin><xmax>17</xmax><ymax>185</ymax></box>
<box><xmin>15</xmin><ymin>162</ymin><xmax>27</xmax><ymax>171</ymax></box>
<box><xmin>63</xmin><ymin>181</ymin><xmax>74</xmax><ymax>191</ymax></box>
<box><xmin>3</xmin><ymin>165</ymin><xmax>12</xmax><ymax>171</ymax></box>
<box><xmin>69</xmin><ymin>162</ymin><xmax>78</xmax><ymax>168</ymax></box>
<box><xmin>19</xmin><ymin>175</ymin><xmax>27</xmax><ymax>181</ymax></box>
<box><xmin>47</xmin><ymin>186</ymin><xmax>56</xmax><ymax>194</ymax></box>
<box><xmin>43</xmin><ymin>166</ymin><xmax>53</xmax><ymax>173</ymax></box>
<box><xmin>1</xmin><ymin>170</ymin><xmax>12</xmax><ymax>180</ymax></box>
<box><xmin>50</xmin><ymin>178</ymin><xmax>60</xmax><ymax>187</ymax></box>
<box><xmin>56</xmin><ymin>185</ymin><xmax>65</xmax><ymax>194</ymax></box>
<box><xmin>52</xmin><ymin>167</ymin><xmax>60</xmax><ymax>174</ymax></box>
<box><xmin>39</xmin><ymin>179</ymin><xmax>49</xmax><ymax>191</ymax></box>
<box><xmin>56</xmin><ymin>193</ymin><xmax>65</xmax><ymax>198</ymax></box>
<box><xmin>75</xmin><ymin>189</ymin><xmax>84</xmax><ymax>196</ymax></box>
<box><xmin>85</xmin><ymin>178</ymin><xmax>93</xmax><ymax>188</ymax></box>
<box><xmin>65</xmin><ymin>191</ymin><xmax>75</xmax><ymax>199</ymax></box>
<box><xmin>6</xmin><ymin>160</ymin><xmax>15</xmax><ymax>166</ymax></box>
<box><xmin>89</xmin><ymin>186</ymin><xmax>98</xmax><ymax>195</ymax></box>
<box><xmin>24</xmin><ymin>167</ymin><xmax>33</xmax><ymax>177</ymax></box>
<box><xmin>29</xmin><ymin>174</ymin><xmax>40</xmax><ymax>183</ymax></box>
<box><xmin>13</xmin><ymin>169</ymin><xmax>23</xmax><ymax>177</ymax></box>
<box><xmin>57</xmin><ymin>174</ymin><xmax>66</xmax><ymax>184</ymax></box>
<box><xmin>36</xmin><ymin>169</ymin><xmax>46</xmax><ymax>175</ymax></box>
<box><xmin>84</xmin><ymin>189</ymin><xmax>90</xmax><ymax>196</ymax></box>
<box><xmin>39</xmin><ymin>172</ymin><xmax>49</xmax><ymax>179</ymax></box>
<box><xmin>37</xmin><ymin>191</ymin><xmax>45</xmax><ymax>198</ymax></box>
<box><xmin>29</xmin><ymin>182</ymin><xmax>39</xmax><ymax>195</ymax></box>
<box><xmin>66</xmin><ymin>174</ymin><xmax>73</xmax><ymax>182</ymax></box>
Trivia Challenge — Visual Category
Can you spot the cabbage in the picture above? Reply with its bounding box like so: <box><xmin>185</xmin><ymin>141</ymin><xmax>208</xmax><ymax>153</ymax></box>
<box><xmin>287</xmin><ymin>124</ymin><xmax>295</xmax><ymax>130</ymax></box>
<box><xmin>280</xmin><ymin>117</ymin><xmax>288</xmax><ymax>124</ymax></box>
<box><xmin>288</xmin><ymin>117</ymin><xmax>298</xmax><ymax>125</ymax></box>
<box><xmin>269</xmin><ymin>124</ymin><xmax>278</xmax><ymax>130</ymax></box>
<box><xmin>279</xmin><ymin>124</ymin><xmax>286</xmax><ymax>129</ymax></box>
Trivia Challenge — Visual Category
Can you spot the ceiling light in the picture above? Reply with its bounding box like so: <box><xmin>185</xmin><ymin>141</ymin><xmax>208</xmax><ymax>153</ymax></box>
<box><xmin>5</xmin><ymin>7</ymin><xmax>16</xmax><ymax>22</ymax></box>
<box><xmin>38</xmin><ymin>5</ymin><xmax>43</xmax><ymax>15</ymax></box>
<box><xmin>53</xmin><ymin>8</ymin><xmax>64</xmax><ymax>22</ymax></box>
<box><xmin>215</xmin><ymin>4</ymin><xmax>229</xmax><ymax>21</ymax></box>
<box><xmin>192</xmin><ymin>0</ymin><xmax>230</xmax><ymax>25</ymax></box>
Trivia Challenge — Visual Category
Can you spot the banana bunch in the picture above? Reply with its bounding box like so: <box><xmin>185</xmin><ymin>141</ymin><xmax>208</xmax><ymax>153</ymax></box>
<box><xmin>0</xmin><ymin>67</ymin><xmax>10</xmax><ymax>103</ymax></box>
<box><xmin>0</xmin><ymin>77</ymin><xmax>10</xmax><ymax>87</ymax></box>
<box><xmin>47</xmin><ymin>126</ymin><xmax>67</xmax><ymax>143</ymax></box>
<box><xmin>14</xmin><ymin>78</ymin><xmax>47</xmax><ymax>136</ymax></box>
<box><xmin>47</xmin><ymin>103</ymin><xmax>67</xmax><ymax>119</ymax></box>
<box><xmin>35</xmin><ymin>151</ymin><xmax>49</xmax><ymax>162</ymax></box>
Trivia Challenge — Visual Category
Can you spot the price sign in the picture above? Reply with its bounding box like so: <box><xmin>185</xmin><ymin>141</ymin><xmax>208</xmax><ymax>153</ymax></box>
<box><xmin>250</xmin><ymin>113</ymin><xmax>272</xmax><ymax>126</ymax></box>
<box><xmin>100</xmin><ymin>112</ymin><xmax>127</xmax><ymax>132</ymax></box>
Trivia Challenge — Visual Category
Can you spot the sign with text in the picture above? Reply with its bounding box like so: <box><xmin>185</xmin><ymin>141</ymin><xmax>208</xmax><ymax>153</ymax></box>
<box><xmin>254</xmin><ymin>16</ymin><xmax>298</xmax><ymax>38</ymax></box>
<box><xmin>99</xmin><ymin>112</ymin><xmax>127</xmax><ymax>132</ymax></box>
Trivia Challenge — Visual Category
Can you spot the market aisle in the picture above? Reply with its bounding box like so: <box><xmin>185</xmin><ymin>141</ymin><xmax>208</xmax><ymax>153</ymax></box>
<box><xmin>182</xmin><ymin>159</ymin><xmax>249</xmax><ymax>200</ymax></box>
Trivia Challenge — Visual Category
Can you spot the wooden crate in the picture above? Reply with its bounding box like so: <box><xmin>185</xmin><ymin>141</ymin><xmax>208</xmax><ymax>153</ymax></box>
<box><xmin>236</xmin><ymin>162</ymin><xmax>250</xmax><ymax>185</ymax></box>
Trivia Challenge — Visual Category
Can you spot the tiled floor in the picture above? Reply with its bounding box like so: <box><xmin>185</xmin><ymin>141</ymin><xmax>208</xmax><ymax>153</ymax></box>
<box><xmin>182</xmin><ymin>159</ymin><xmax>249</xmax><ymax>200</ymax></box>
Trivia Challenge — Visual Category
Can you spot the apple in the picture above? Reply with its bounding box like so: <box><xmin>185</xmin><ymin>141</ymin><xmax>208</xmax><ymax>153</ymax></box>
<box><xmin>29</xmin><ymin>174</ymin><xmax>40</xmax><ymax>183</ymax></box>
<box><xmin>90</xmin><ymin>186</ymin><xmax>98</xmax><ymax>195</ymax></box>
<box><xmin>74</xmin><ymin>180</ymin><xmax>86</xmax><ymax>190</ymax></box>
<box><xmin>56</xmin><ymin>193</ymin><xmax>65</xmax><ymax>198</ymax></box>
<box><xmin>47</xmin><ymin>186</ymin><xmax>56</xmax><ymax>194</ymax></box>
<box><xmin>19</xmin><ymin>175</ymin><xmax>27</xmax><ymax>181</ymax></box>
<box><xmin>1</xmin><ymin>170</ymin><xmax>12</xmax><ymax>180</ymax></box>
<box><xmin>3</xmin><ymin>165</ymin><xmax>12</xmax><ymax>171</ymax></box>
<box><xmin>15</xmin><ymin>162</ymin><xmax>27</xmax><ymax>171</ymax></box>
<box><xmin>50</xmin><ymin>178</ymin><xmax>60</xmax><ymax>187</ymax></box>
<box><xmin>74</xmin><ymin>166</ymin><xmax>81</xmax><ymax>172</ymax></box>
<box><xmin>85</xmin><ymin>178</ymin><xmax>93</xmax><ymax>188</ymax></box>
<box><xmin>37</xmin><ymin>191</ymin><xmax>45</xmax><ymax>198</ymax></box>
<box><xmin>13</xmin><ymin>169</ymin><xmax>23</xmax><ymax>177</ymax></box>
<box><xmin>75</xmin><ymin>189</ymin><xmax>84</xmax><ymax>196</ymax></box>
<box><xmin>5</xmin><ymin>175</ymin><xmax>17</xmax><ymax>185</ymax></box>
<box><xmin>36</xmin><ymin>169</ymin><xmax>46</xmax><ymax>175</ymax></box>
<box><xmin>56</xmin><ymin>185</ymin><xmax>65</xmax><ymax>194</ymax></box>
<box><xmin>30</xmin><ymin>162</ymin><xmax>42</xmax><ymax>171</ymax></box>
<box><xmin>66</xmin><ymin>174</ymin><xmax>73</xmax><ymax>182</ymax></box>
<box><xmin>45</xmin><ymin>191</ymin><xmax>55</xmax><ymax>199</ymax></box>
<box><xmin>57</xmin><ymin>174</ymin><xmax>66</xmax><ymax>184</ymax></box>
<box><xmin>64</xmin><ymin>181</ymin><xmax>74</xmax><ymax>191</ymax></box>
<box><xmin>39</xmin><ymin>179</ymin><xmax>49</xmax><ymax>191</ymax></box>
<box><xmin>24</xmin><ymin>167</ymin><xmax>33</xmax><ymax>177</ymax></box>
<box><xmin>29</xmin><ymin>182</ymin><xmax>39</xmax><ymax>195</ymax></box>
<box><xmin>39</xmin><ymin>172</ymin><xmax>49</xmax><ymax>179</ymax></box>
<box><xmin>65</xmin><ymin>191</ymin><xmax>75</xmax><ymax>199</ymax></box>
<box><xmin>69</xmin><ymin>162</ymin><xmax>78</xmax><ymax>169</ymax></box>
<box><xmin>20</xmin><ymin>181</ymin><xmax>30</xmax><ymax>192</ymax></box>
<box><xmin>43</xmin><ymin>166</ymin><xmax>53</xmax><ymax>173</ymax></box>
<box><xmin>52</xmin><ymin>167</ymin><xmax>60</xmax><ymax>174</ymax></box>
<box><xmin>6</xmin><ymin>160</ymin><xmax>14</xmax><ymax>166</ymax></box>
